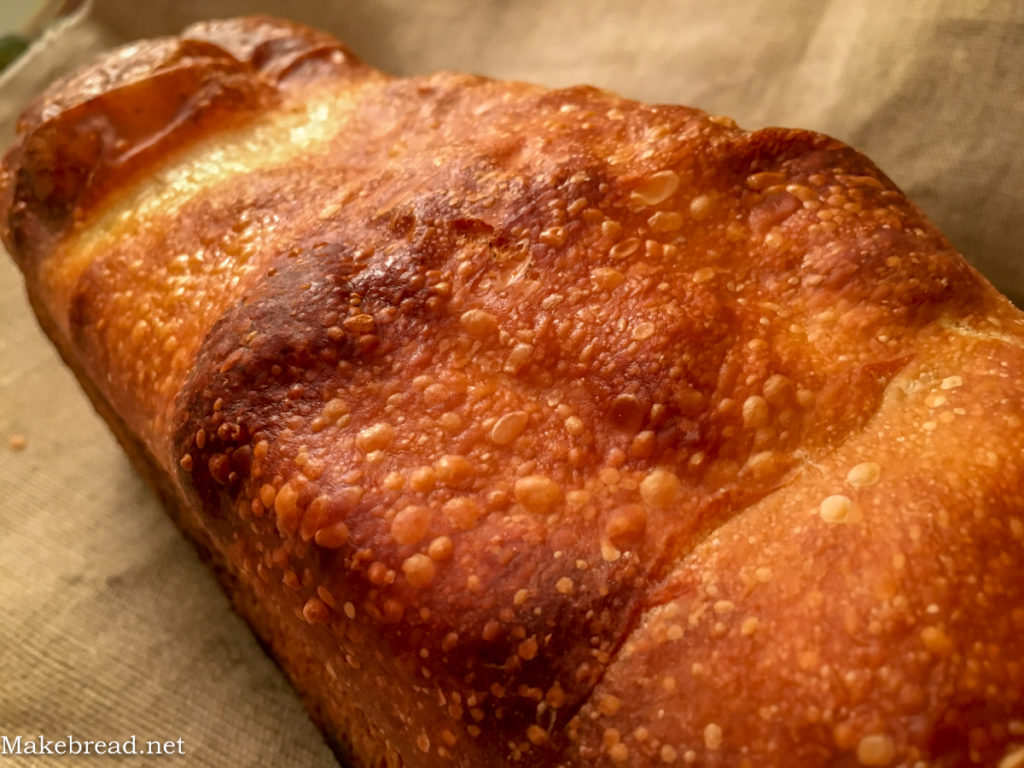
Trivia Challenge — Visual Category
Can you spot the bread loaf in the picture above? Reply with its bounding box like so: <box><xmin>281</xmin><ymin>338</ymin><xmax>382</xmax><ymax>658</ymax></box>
<box><xmin>3</xmin><ymin>15</ymin><xmax>1023</xmax><ymax>767</ymax></box>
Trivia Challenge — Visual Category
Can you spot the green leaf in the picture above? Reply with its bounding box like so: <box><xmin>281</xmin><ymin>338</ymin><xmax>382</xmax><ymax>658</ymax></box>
<box><xmin>0</xmin><ymin>35</ymin><xmax>30</xmax><ymax>73</ymax></box>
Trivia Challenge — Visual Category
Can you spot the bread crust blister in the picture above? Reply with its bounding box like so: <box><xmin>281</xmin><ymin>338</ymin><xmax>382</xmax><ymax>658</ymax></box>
<box><xmin>3</xmin><ymin>15</ymin><xmax>1023</xmax><ymax>768</ymax></box>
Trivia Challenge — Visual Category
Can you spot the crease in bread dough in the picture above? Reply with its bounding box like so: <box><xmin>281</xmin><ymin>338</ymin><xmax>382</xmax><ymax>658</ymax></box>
<box><xmin>939</xmin><ymin>317</ymin><xmax>1024</xmax><ymax>350</ymax></box>
<box><xmin>46</xmin><ymin>83</ymin><xmax>378</xmax><ymax>337</ymax></box>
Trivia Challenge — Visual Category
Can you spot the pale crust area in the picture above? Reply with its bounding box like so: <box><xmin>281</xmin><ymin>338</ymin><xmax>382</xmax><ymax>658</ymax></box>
<box><xmin>3</xmin><ymin>15</ymin><xmax>1023</xmax><ymax>768</ymax></box>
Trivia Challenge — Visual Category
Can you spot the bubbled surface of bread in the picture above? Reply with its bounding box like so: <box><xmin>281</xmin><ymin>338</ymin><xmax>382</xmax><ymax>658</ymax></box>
<box><xmin>3</xmin><ymin>15</ymin><xmax>1023</xmax><ymax>768</ymax></box>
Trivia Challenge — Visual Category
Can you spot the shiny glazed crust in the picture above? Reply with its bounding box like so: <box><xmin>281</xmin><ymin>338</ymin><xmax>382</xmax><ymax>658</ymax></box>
<box><xmin>3</xmin><ymin>15</ymin><xmax>1024</xmax><ymax>768</ymax></box>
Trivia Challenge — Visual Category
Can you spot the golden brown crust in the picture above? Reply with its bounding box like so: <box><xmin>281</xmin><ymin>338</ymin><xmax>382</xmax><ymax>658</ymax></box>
<box><xmin>4</xmin><ymin>15</ymin><xmax>1024</xmax><ymax>768</ymax></box>
<box><xmin>0</xmin><ymin>15</ymin><xmax>364</xmax><ymax>276</ymax></box>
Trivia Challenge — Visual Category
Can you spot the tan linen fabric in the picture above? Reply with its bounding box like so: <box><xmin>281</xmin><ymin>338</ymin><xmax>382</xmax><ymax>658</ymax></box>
<box><xmin>1</xmin><ymin>2</ymin><xmax>1021</xmax><ymax>766</ymax></box>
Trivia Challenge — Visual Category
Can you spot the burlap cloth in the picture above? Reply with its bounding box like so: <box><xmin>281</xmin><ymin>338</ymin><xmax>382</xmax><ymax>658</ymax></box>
<box><xmin>1</xmin><ymin>2</ymin><xmax>1021</xmax><ymax>766</ymax></box>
